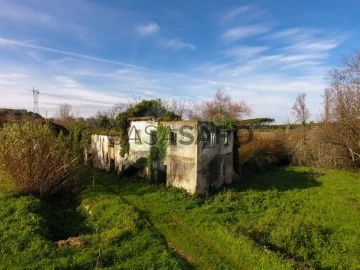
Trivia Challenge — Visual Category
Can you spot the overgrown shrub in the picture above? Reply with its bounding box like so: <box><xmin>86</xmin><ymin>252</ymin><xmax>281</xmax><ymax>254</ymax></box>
<box><xmin>70</xmin><ymin>123</ymin><xmax>91</xmax><ymax>153</ymax></box>
<box><xmin>239</xmin><ymin>129</ymin><xmax>289</xmax><ymax>172</ymax></box>
<box><xmin>147</xmin><ymin>123</ymin><xmax>168</xmax><ymax>183</ymax></box>
<box><xmin>286</xmin><ymin>126</ymin><xmax>354</xmax><ymax>169</ymax></box>
<box><xmin>0</xmin><ymin>122</ymin><xmax>80</xmax><ymax>197</ymax></box>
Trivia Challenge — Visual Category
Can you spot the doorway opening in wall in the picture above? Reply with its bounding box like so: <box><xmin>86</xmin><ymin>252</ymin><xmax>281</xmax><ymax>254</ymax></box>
<box><xmin>210</xmin><ymin>131</ymin><xmax>216</xmax><ymax>146</ymax></box>
<box><xmin>224</xmin><ymin>132</ymin><xmax>229</xmax><ymax>146</ymax></box>
<box><xmin>157</xmin><ymin>164</ymin><xmax>167</xmax><ymax>184</ymax></box>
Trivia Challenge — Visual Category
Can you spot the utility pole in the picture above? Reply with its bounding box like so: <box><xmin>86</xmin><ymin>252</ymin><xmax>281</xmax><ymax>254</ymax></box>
<box><xmin>29</xmin><ymin>86</ymin><xmax>40</xmax><ymax>115</ymax></box>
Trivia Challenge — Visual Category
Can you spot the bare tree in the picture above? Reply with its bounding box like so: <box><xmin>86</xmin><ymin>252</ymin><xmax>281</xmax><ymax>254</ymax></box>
<box><xmin>163</xmin><ymin>98</ymin><xmax>199</xmax><ymax>120</ymax></box>
<box><xmin>321</xmin><ymin>51</ymin><xmax>360</xmax><ymax>166</ymax></box>
<box><xmin>95</xmin><ymin>103</ymin><xmax>130</xmax><ymax>128</ymax></box>
<box><xmin>292</xmin><ymin>92</ymin><xmax>310</xmax><ymax>126</ymax></box>
<box><xmin>55</xmin><ymin>103</ymin><xmax>76</xmax><ymax>129</ymax></box>
<box><xmin>290</xmin><ymin>51</ymin><xmax>360</xmax><ymax>169</ymax></box>
<box><xmin>321</xmin><ymin>88</ymin><xmax>333</xmax><ymax>122</ymax></box>
<box><xmin>200</xmin><ymin>89</ymin><xmax>252</xmax><ymax>122</ymax></box>
<box><xmin>57</xmin><ymin>103</ymin><xmax>73</xmax><ymax>120</ymax></box>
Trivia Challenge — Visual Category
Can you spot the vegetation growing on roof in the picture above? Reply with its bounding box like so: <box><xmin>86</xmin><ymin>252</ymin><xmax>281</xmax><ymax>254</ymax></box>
<box><xmin>115</xmin><ymin>100</ymin><xmax>180</xmax><ymax>157</ymax></box>
<box><xmin>214</xmin><ymin>117</ymin><xmax>237</xmax><ymax>130</ymax></box>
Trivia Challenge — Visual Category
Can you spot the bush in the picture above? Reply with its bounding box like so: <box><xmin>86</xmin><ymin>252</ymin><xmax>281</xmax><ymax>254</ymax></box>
<box><xmin>0</xmin><ymin>122</ymin><xmax>80</xmax><ymax>197</ymax></box>
<box><xmin>238</xmin><ymin>129</ymin><xmax>289</xmax><ymax>175</ymax></box>
<box><xmin>286</xmin><ymin>126</ymin><xmax>354</xmax><ymax>169</ymax></box>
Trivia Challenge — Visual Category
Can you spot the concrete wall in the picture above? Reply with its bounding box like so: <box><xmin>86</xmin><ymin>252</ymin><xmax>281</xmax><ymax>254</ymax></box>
<box><xmin>90</xmin><ymin>134</ymin><xmax>112</xmax><ymax>171</ymax></box>
<box><xmin>126</xmin><ymin>120</ymin><xmax>158</xmax><ymax>167</ymax></box>
<box><xmin>162</xmin><ymin>121</ymin><xmax>234</xmax><ymax>195</ymax></box>
<box><xmin>162</xmin><ymin>121</ymin><xmax>198</xmax><ymax>193</ymax></box>
<box><xmin>89</xmin><ymin>121</ymin><xmax>158</xmax><ymax>172</ymax></box>
<box><xmin>196</xmin><ymin>122</ymin><xmax>234</xmax><ymax>194</ymax></box>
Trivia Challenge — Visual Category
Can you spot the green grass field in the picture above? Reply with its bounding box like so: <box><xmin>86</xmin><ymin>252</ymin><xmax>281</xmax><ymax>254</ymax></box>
<box><xmin>0</xmin><ymin>167</ymin><xmax>359</xmax><ymax>269</ymax></box>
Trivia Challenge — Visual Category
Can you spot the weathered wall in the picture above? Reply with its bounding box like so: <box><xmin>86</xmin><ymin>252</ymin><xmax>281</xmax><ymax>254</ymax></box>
<box><xmin>113</xmin><ymin>137</ymin><xmax>122</xmax><ymax>172</ymax></box>
<box><xmin>125</xmin><ymin>120</ymin><xmax>158</xmax><ymax>167</ymax></box>
<box><xmin>162</xmin><ymin>121</ymin><xmax>198</xmax><ymax>193</ymax></box>
<box><xmin>196</xmin><ymin>122</ymin><xmax>234</xmax><ymax>194</ymax></box>
<box><xmin>166</xmin><ymin>156</ymin><xmax>197</xmax><ymax>193</ymax></box>
<box><xmin>163</xmin><ymin>121</ymin><xmax>234</xmax><ymax>195</ymax></box>
<box><xmin>90</xmin><ymin>134</ymin><xmax>112</xmax><ymax>171</ymax></box>
<box><xmin>89</xmin><ymin>121</ymin><xmax>158</xmax><ymax>172</ymax></box>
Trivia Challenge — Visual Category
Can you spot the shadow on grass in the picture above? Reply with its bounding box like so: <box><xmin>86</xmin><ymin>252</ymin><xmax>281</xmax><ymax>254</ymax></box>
<box><xmin>38</xmin><ymin>193</ymin><xmax>92</xmax><ymax>241</ymax></box>
<box><xmin>232</xmin><ymin>167</ymin><xmax>322</xmax><ymax>192</ymax></box>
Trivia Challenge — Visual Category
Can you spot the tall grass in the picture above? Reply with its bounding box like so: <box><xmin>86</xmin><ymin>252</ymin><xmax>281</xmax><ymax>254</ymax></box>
<box><xmin>0</xmin><ymin>122</ymin><xmax>80</xmax><ymax>197</ymax></box>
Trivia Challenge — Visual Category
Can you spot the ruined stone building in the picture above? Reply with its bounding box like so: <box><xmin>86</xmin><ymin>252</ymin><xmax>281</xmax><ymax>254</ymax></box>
<box><xmin>87</xmin><ymin>118</ymin><xmax>235</xmax><ymax>195</ymax></box>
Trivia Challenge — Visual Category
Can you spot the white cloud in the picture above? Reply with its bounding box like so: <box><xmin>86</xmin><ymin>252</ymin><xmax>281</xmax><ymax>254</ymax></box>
<box><xmin>0</xmin><ymin>37</ymin><xmax>183</xmax><ymax>76</ymax></box>
<box><xmin>223</xmin><ymin>6</ymin><xmax>251</xmax><ymax>22</ymax></box>
<box><xmin>266</xmin><ymin>27</ymin><xmax>343</xmax><ymax>58</ymax></box>
<box><xmin>269</xmin><ymin>28</ymin><xmax>309</xmax><ymax>40</ymax></box>
<box><xmin>0</xmin><ymin>73</ymin><xmax>28</xmax><ymax>79</ymax></box>
<box><xmin>136</xmin><ymin>22</ymin><xmax>159</xmax><ymax>35</ymax></box>
<box><xmin>224</xmin><ymin>46</ymin><xmax>269</xmax><ymax>59</ymax></box>
<box><xmin>0</xmin><ymin>73</ymin><xmax>28</xmax><ymax>85</ymax></box>
<box><xmin>27</xmin><ymin>51</ymin><xmax>42</xmax><ymax>61</ymax></box>
<box><xmin>54</xmin><ymin>76</ymin><xmax>82</xmax><ymax>89</ymax></box>
<box><xmin>161</xmin><ymin>38</ymin><xmax>196</xmax><ymax>50</ymax></box>
<box><xmin>0</xmin><ymin>1</ymin><xmax>51</xmax><ymax>23</ymax></box>
<box><xmin>222</xmin><ymin>25</ymin><xmax>270</xmax><ymax>41</ymax></box>
<box><xmin>284</xmin><ymin>40</ymin><xmax>340</xmax><ymax>53</ymax></box>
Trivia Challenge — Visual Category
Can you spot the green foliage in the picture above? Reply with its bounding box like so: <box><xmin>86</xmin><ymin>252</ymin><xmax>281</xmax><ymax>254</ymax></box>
<box><xmin>115</xmin><ymin>100</ymin><xmax>180</xmax><ymax>157</ymax></box>
<box><xmin>147</xmin><ymin>123</ymin><xmax>168</xmax><ymax>183</ymax></box>
<box><xmin>0</xmin><ymin>122</ymin><xmax>80</xmax><ymax>198</ymax></box>
<box><xmin>238</xmin><ymin>118</ymin><xmax>275</xmax><ymax>126</ymax></box>
<box><xmin>70</xmin><ymin>123</ymin><xmax>92</xmax><ymax>153</ymax></box>
<box><xmin>214</xmin><ymin>117</ymin><xmax>237</xmax><ymax>130</ymax></box>
<box><xmin>97</xmin><ymin>115</ymin><xmax>111</xmax><ymax>128</ymax></box>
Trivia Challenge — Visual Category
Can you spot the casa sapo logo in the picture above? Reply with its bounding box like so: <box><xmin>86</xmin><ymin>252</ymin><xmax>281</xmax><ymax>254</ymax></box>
<box><xmin>126</xmin><ymin>124</ymin><xmax>253</xmax><ymax>146</ymax></box>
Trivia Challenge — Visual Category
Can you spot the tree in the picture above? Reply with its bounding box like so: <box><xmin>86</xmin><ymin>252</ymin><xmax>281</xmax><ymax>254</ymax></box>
<box><xmin>57</xmin><ymin>103</ymin><xmax>73</xmax><ymax>120</ymax></box>
<box><xmin>55</xmin><ymin>103</ymin><xmax>75</xmax><ymax>129</ymax></box>
<box><xmin>163</xmin><ymin>99</ymin><xmax>191</xmax><ymax>120</ymax></box>
<box><xmin>320</xmin><ymin>51</ymin><xmax>360</xmax><ymax>166</ymax></box>
<box><xmin>289</xmin><ymin>51</ymin><xmax>360</xmax><ymax>169</ymax></box>
<box><xmin>200</xmin><ymin>89</ymin><xmax>252</xmax><ymax>123</ymax></box>
<box><xmin>292</xmin><ymin>92</ymin><xmax>310</xmax><ymax>126</ymax></box>
<box><xmin>95</xmin><ymin>103</ymin><xmax>130</xmax><ymax>129</ymax></box>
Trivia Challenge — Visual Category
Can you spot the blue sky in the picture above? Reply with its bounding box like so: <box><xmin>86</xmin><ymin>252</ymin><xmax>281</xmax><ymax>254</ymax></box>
<box><xmin>0</xmin><ymin>0</ymin><xmax>359</xmax><ymax>122</ymax></box>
